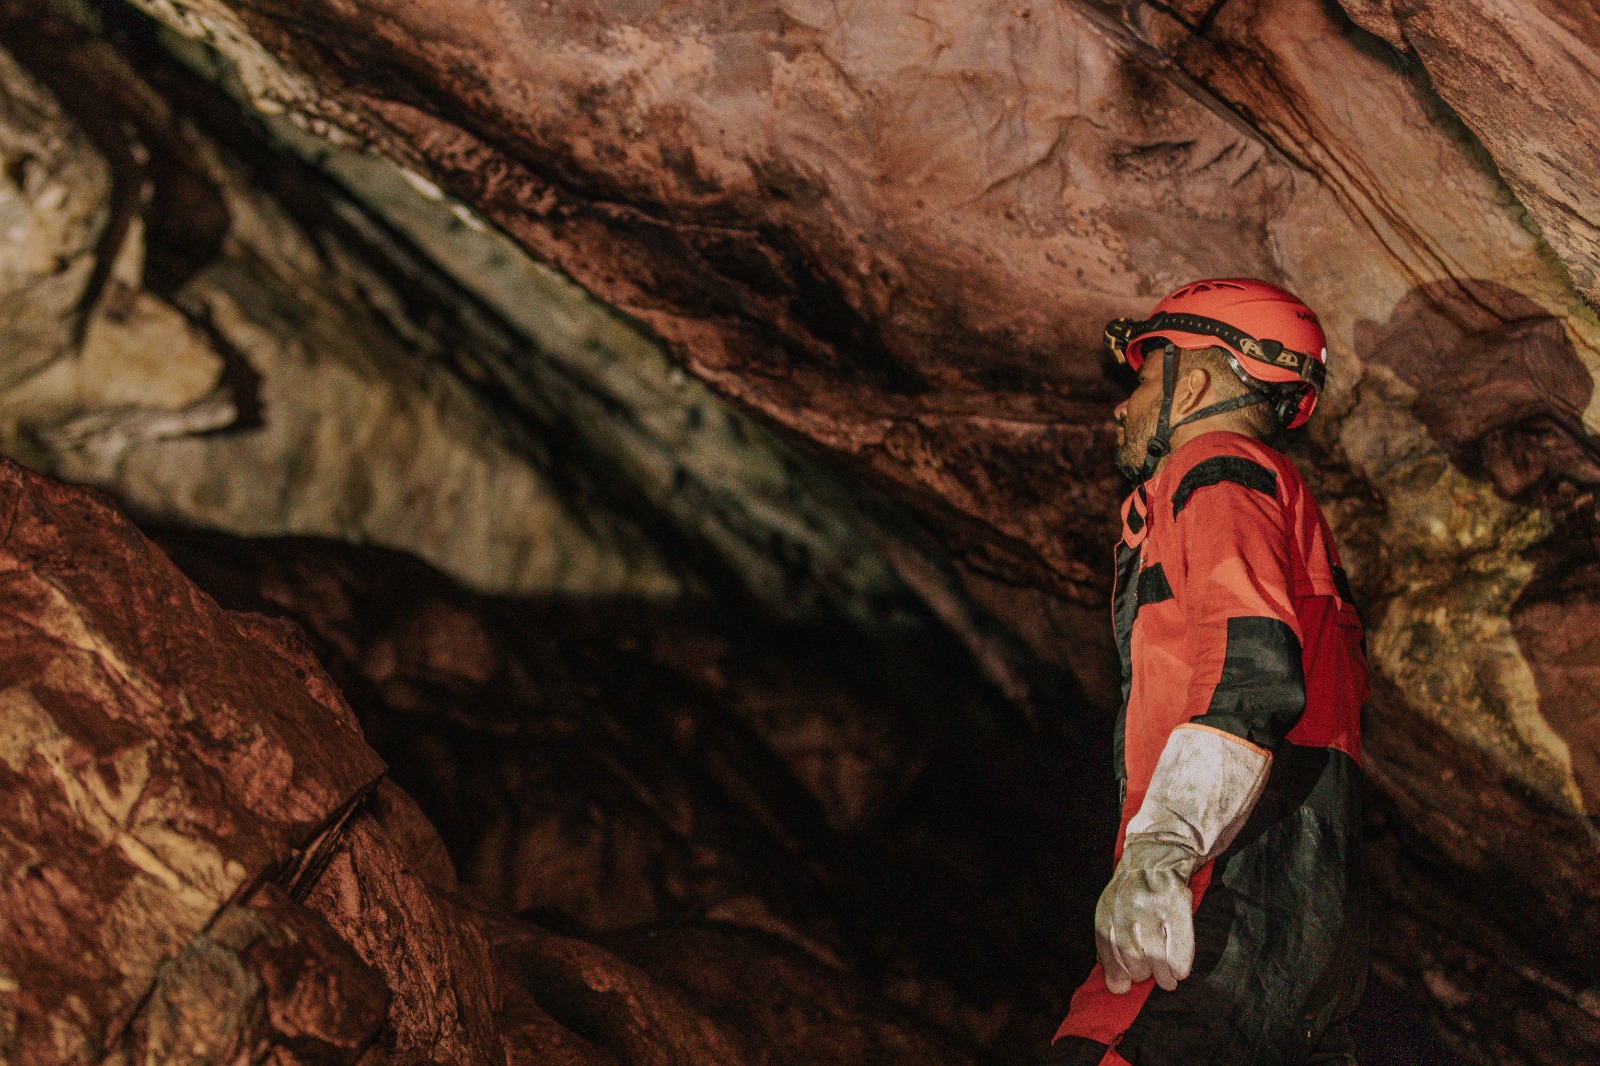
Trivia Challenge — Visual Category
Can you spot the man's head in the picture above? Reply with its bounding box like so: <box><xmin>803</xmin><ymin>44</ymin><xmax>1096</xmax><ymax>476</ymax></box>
<box><xmin>1113</xmin><ymin>346</ymin><xmax>1278</xmax><ymax>479</ymax></box>
<box><xmin>1105</xmin><ymin>279</ymin><xmax>1328</xmax><ymax>481</ymax></box>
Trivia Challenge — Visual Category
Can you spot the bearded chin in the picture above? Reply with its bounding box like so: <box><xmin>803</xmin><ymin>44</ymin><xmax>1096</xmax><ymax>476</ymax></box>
<box><xmin>1114</xmin><ymin>445</ymin><xmax>1146</xmax><ymax>482</ymax></box>
<box><xmin>1114</xmin><ymin>424</ymin><xmax>1151</xmax><ymax>481</ymax></box>
<box><xmin>1114</xmin><ymin>408</ymin><xmax>1160</xmax><ymax>481</ymax></box>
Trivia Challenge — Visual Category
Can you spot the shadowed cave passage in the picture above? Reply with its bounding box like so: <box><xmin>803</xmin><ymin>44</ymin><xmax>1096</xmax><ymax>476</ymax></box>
<box><xmin>2</xmin><ymin>0</ymin><xmax>1599</xmax><ymax>1063</ymax></box>
<box><xmin>148</xmin><ymin>528</ymin><xmax>1119</xmax><ymax>1057</ymax></box>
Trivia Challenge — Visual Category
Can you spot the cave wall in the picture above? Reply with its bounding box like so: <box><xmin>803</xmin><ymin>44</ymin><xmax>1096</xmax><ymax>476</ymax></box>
<box><xmin>0</xmin><ymin>9</ymin><xmax>682</xmax><ymax>599</ymax></box>
<box><xmin>0</xmin><ymin>7</ymin><xmax>1101</xmax><ymax>1060</ymax></box>
<box><xmin>2</xmin><ymin>0</ymin><xmax>1600</xmax><ymax>1063</ymax></box>
<box><xmin>0</xmin><ymin>455</ymin><xmax>1018</xmax><ymax>1064</ymax></box>
<box><xmin>1341</xmin><ymin>0</ymin><xmax>1600</xmax><ymax>306</ymax></box>
<box><xmin>0</xmin><ymin>0</ymin><xmax>982</xmax><ymax>636</ymax></box>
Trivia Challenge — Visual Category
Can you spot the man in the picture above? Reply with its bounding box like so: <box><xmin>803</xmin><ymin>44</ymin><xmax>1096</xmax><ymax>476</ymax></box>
<box><xmin>1047</xmin><ymin>279</ymin><xmax>1370</xmax><ymax>1065</ymax></box>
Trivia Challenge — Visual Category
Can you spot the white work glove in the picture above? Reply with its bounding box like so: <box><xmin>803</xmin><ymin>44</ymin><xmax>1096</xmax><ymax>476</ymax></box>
<box><xmin>1095</xmin><ymin>838</ymin><xmax>1200</xmax><ymax>992</ymax></box>
<box><xmin>1097</xmin><ymin>724</ymin><xmax>1272</xmax><ymax>994</ymax></box>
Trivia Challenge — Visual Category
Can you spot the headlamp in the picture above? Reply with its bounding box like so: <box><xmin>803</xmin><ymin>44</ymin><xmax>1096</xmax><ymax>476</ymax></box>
<box><xmin>1104</xmin><ymin>317</ymin><xmax>1138</xmax><ymax>366</ymax></box>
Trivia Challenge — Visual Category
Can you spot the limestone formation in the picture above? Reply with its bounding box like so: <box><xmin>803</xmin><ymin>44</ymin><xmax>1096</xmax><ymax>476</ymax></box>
<box><xmin>0</xmin><ymin>43</ymin><xmax>108</xmax><ymax>388</ymax></box>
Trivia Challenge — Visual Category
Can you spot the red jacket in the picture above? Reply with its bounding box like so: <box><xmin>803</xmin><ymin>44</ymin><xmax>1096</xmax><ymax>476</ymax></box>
<box><xmin>1054</xmin><ymin>432</ymin><xmax>1369</xmax><ymax>1065</ymax></box>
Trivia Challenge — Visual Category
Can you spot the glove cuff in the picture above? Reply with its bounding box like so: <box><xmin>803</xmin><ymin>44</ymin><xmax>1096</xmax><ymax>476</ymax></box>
<box><xmin>1124</xmin><ymin>723</ymin><xmax>1272</xmax><ymax>863</ymax></box>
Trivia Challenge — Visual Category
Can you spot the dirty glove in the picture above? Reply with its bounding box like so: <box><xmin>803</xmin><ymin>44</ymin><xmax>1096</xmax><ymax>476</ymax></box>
<box><xmin>1097</xmin><ymin>724</ymin><xmax>1271</xmax><ymax>994</ymax></box>
<box><xmin>1095</xmin><ymin>838</ymin><xmax>1201</xmax><ymax>993</ymax></box>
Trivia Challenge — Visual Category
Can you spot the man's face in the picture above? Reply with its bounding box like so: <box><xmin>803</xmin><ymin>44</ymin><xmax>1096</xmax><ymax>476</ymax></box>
<box><xmin>1113</xmin><ymin>346</ymin><xmax>1166</xmax><ymax>480</ymax></box>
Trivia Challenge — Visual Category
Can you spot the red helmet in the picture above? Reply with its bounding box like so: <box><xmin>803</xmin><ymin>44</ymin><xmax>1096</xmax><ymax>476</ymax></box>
<box><xmin>1105</xmin><ymin>278</ymin><xmax>1328</xmax><ymax>428</ymax></box>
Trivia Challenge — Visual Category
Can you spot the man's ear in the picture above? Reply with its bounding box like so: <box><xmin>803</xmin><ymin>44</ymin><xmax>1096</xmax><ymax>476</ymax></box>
<box><xmin>1175</xmin><ymin>366</ymin><xmax>1212</xmax><ymax>417</ymax></box>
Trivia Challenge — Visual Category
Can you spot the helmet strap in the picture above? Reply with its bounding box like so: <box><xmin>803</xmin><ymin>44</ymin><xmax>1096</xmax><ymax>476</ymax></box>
<box><xmin>1138</xmin><ymin>343</ymin><xmax>1274</xmax><ymax>481</ymax></box>
<box><xmin>1139</xmin><ymin>343</ymin><xmax>1180</xmax><ymax>481</ymax></box>
<box><xmin>1172</xmin><ymin>390</ymin><xmax>1271</xmax><ymax>429</ymax></box>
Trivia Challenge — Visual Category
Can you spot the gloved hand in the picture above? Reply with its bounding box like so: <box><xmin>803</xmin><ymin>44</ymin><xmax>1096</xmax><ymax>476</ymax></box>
<box><xmin>1095</xmin><ymin>838</ymin><xmax>1200</xmax><ymax>993</ymax></box>
<box><xmin>1096</xmin><ymin>724</ymin><xmax>1272</xmax><ymax>995</ymax></box>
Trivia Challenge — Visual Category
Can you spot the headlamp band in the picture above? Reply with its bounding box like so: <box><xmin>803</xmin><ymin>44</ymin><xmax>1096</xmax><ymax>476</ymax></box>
<box><xmin>1104</xmin><ymin>311</ymin><xmax>1325</xmax><ymax>391</ymax></box>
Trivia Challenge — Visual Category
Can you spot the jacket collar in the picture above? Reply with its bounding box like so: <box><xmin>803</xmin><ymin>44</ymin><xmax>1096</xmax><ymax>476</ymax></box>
<box><xmin>1120</xmin><ymin>483</ymin><xmax>1150</xmax><ymax>548</ymax></box>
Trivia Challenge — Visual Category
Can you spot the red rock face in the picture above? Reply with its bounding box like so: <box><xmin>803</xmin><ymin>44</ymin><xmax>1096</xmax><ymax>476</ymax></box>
<box><xmin>303</xmin><ymin>812</ymin><xmax>504</xmax><ymax>1065</ymax></box>
<box><xmin>152</xmin><ymin>882</ymin><xmax>390</xmax><ymax>1065</ymax></box>
<box><xmin>0</xmin><ymin>458</ymin><xmax>384</xmax><ymax>1062</ymax></box>
<box><xmin>0</xmin><ymin>460</ymin><xmax>1002</xmax><ymax>1065</ymax></box>
<box><xmin>103</xmin><ymin>0</ymin><xmax>1600</xmax><ymax>703</ymax></box>
<box><xmin>1340</xmin><ymin>0</ymin><xmax>1600</xmax><ymax>305</ymax></box>
<box><xmin>1359</xmin><ymin>280</ymin><xmax>1600</xmax><ymax>503</ymax></box>
<box><xmin>1515</xmin><ymin>551</ymin><xmax>1600</xmax><ymax>815</ymax></box>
